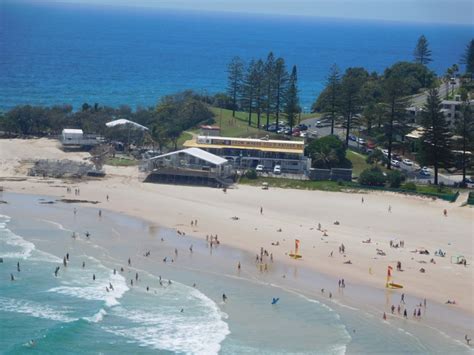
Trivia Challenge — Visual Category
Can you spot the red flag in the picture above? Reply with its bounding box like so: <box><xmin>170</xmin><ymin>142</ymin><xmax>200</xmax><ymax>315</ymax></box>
<box><xmin>295</xmin><ymin>239</ymin><xmax>300</xmax><ymax>249</ymax></box>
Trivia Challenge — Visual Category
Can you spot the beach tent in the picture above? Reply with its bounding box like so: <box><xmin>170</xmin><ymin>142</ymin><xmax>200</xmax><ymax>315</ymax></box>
<box><xmin>450</xmin><ymin>255</ymin><xmax>465</xmax><ymax>264</ymax></box>
<box><xmin>105</xmin><ymin>119</ymin><xmax>149</xmax><ymax>131</ymax></box>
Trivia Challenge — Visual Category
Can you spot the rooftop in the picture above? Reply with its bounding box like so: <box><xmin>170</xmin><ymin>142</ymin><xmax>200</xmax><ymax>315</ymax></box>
<box><xmin>148</xmin><ymin>147</ymin><xmax>228</xmax><ymax>166</ymax></box>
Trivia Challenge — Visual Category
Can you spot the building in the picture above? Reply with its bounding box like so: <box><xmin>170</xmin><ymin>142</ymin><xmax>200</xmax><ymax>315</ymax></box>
<box><xmin>142</xmin><ymin>147</ymin><xmax>234</xmax><ymax>187</ymax></box>
<box><xmin>60</xmin><ymin>129</ymin><xmax>104</xmax><ymax>150</ymax></box>
<box><xmin>183</xmin><ymin>135</ymin><xmax>310</xmax><ymax>174</ymax></box>
<box><xmin>200</xmin><ymin>125</ymin><xmax>221</xmax><ymax>136</ymax></box>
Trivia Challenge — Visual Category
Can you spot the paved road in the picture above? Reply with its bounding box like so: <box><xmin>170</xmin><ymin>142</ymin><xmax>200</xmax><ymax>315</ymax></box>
<box><xmin>410</xmin><ymin>79</ymin><xmax>460</xmax><ymax>108</ymax></box>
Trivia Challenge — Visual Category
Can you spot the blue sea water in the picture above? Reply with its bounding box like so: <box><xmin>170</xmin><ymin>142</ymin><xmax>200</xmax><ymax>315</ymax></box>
<box><xmin>0</xmin><ymin>2</ymin><xmax>472</xmax><ymax>112</ymax></box>
<box><xmin>0</xmin><ymin>193</ymin><xmax>472</xmax><ymax>354</ymax></box>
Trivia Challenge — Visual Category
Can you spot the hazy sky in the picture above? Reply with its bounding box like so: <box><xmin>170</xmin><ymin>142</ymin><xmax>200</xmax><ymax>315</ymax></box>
<box><xmin>12</xmin><ymin>0</ymin><xmax>474</xmax><ymax>25</ymax></box>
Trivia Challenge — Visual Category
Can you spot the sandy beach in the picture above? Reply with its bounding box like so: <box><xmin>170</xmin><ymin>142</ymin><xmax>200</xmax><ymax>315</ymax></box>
<box><xmin>1</xmin><ymin>138</ymin><xmax>473</xmax><ymax>332</ymax></box>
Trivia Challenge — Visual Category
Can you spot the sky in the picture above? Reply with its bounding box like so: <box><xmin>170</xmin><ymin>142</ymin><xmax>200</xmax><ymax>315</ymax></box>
<box><xmin>8</xmin><ymin>0</ymin><xmax>474</xmax><ymax>25</ymax></box>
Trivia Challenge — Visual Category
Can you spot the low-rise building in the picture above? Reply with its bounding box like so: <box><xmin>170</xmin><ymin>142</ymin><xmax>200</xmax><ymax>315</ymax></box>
<box><xmin>183</xmin><ymin>135</ymin><xmax>310</xmax><ymax>174</ymax></box>
<box><xmin>60</xmin><ymin>129</ymin><xmax>104</xmax><ymax>150</ymax></box>
<box><xmin>142</xmin><ymin>147</ymin><xmax>234</xmax><ymax>187</ymax></box>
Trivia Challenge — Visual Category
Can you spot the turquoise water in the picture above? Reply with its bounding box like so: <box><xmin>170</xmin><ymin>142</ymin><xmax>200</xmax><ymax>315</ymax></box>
<box><xmin>1</xmin><ymin>2</ymin><xmax>472</xmax><ymax>111</ymax></box>
<box><xmin>0</xmin><ymin>193</ymin><xmax>471</xmax><ymax>354</ymax></box>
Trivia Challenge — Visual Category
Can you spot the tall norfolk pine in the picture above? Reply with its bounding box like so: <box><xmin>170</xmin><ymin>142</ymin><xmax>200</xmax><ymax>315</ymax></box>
<box><xmin>285</xmin><ymin>65</ymin><xmax>300</xmax><ymax>134</ymax></box>
<box><xmin>419</xmin><ymin>88</ymin><xmax>453</xmax><ymax>185</ymax></box>
<box><xmin>414</xmin><ymin>35</ymin><xmax>432</xmax><ymax>65</ymax></box>
<box><xmin>226</xmin><ymin>56</ymin><xmax>244</xmax><ymax>118</ymax></box>
<box><xmin>264</xmin><ymin>52</ymin><xmax>277</xmax><ymax>130</ymax></box>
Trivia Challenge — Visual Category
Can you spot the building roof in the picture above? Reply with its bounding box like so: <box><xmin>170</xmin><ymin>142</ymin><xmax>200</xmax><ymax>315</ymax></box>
<box><xmin>62</xmin><ymin>129</ymin><xmax>83</xmax><ymax>134</ymax></box>
<box><xmin>105</xmin><ymin>119</ymin><xmax>149</xmax><ymax>131</ymax></box>
<box><xmin>405</xmin><ymin>127</ymin><xmax>425</xmax><ymax>139</ymax></box>
<box><xmin>149</xmin><ymin>147</ymin><xmax>228</xmax><ymax>166</ymax></box>
<box><xmin>184</xmin><ymin>135</ymin><xmax>304</xmax><ymax>154</ymax></box>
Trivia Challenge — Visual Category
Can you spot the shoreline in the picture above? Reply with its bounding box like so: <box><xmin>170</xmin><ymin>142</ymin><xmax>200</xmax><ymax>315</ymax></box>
<box><xmin>1</xmin><ymin>189</ymin><xmax>473</xmax><ymax>347</ymax></box>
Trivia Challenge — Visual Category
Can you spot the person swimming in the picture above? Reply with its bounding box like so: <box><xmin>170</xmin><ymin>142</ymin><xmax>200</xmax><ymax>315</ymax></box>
<box><xmin>271</xmin><ymin>297</ymin><xmax>280</xmax><ymax>305</ymax></box>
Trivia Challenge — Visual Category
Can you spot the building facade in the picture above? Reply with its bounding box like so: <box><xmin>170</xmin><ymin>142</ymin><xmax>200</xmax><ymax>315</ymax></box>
<box><xmin>183</xmin><ymin>136</ymin><xmax>311</xmax><ymax>174</ymax></box>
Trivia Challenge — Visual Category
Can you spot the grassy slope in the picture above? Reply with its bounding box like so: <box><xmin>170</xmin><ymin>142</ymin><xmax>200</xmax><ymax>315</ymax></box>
<box><xmin>105</xmin><ymin>157</ymin><xmax>139</xmax><ymax>166</ymax></box>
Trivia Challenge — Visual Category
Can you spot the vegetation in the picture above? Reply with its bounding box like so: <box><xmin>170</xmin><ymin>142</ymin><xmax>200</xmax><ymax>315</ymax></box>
<box><xmin>387</xmin><ymin>170</ymin><xmax>405</xmax><ymax>188</ymax></box>
<box><xmin>454</xmin><ymin>102</ymin><xmax>474</xmax><ymax>184</ymax></box>
<box><xmin>105</xmin><ymin>157</ymin><xmax>139</xmax><ymax>166</ymax></box>
<box><xmin>225</xmin><ymin>53</ymin><xmax>299</xmax><ymax>131</ymax></box>
<box><xmin>460</xmin><ymin>39</ymin><xmax>474</xmax><ymax>79</ymax></box>
<box><xmin>358</xmin><ymin>166</ymin><xmax>386</xmax><ymax>186</ymax></box>
<box><xmin>413</xmin><ymin>35</ymin><xmax>432</xmax><ymax>65</ymax></box>
<box><xmin>305</xmin><ymin>135</ymin><xmax>348</xmax><ymax>169</ymax></box>
<box><xmin>418</xmin><ymin>88</ymin><xmax>453</xmax><ymax>184</ymax></box>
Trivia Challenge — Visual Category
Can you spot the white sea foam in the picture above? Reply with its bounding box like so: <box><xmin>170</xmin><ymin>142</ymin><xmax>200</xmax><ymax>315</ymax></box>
<box><xmin>48</xmin><ymin>267</ymin><xmax>129</xmax><ymax>307</ymax></box>
<box><xmin>0</xmin><ymin>297</ymin><xmax>76</xmax><ymax>323</ymax></box>
<box><xmin>105</xmin><ymin>286</ymin><xmax>230</xmax><ymax>354</ymax></box>
<box><xmin>83</xmin><ymin>308</ymin><xmax>107</xmax><ymax>323</ymax></box>
<box><xmin>38</xmin><ymin>218</ymin><xmax>73</xmax><ymax>232</ymax></box>
<box><xmin>0</xmin><ymin>227</ymin><xmax>35</xmax><ymax>259</ymax></box>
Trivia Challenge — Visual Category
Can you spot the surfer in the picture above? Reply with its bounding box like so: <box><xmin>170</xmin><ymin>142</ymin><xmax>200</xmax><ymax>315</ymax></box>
<box><xmin>66</xmin><ymin>253</ymin><xmax>69</xmax><ymax>261</ymax></box>
<box><xmin>237</xmin><ymin>262</ymin><xmax>241</xmax><ymax>270</ymax></box>
<box><xmin>135</xmin><ymin>272</ymin><xmax>139</xmax><ymax>281</ymax></box>
<box><xmin>82</xmin><ymin>261</ymin><xmax>85</xmax><ymax>268</ymax></box>
<box><xmin>63</xmin><ymin>256</ymin><xmax>67</xmax><ymax>267</ymax></box>
<box><xmin>10</xmin><ymin>273</ymin><xmax>15</xmax><ymax>281</ymax></box>
<box><xmin>109</xmin><ymin>283</ymin><xmax>114</xmax><ymax>290</ymax></box>
<box><xmin>222</xmin><ymin>293</ymin><xmax>227</xmax><ymax>302</ymax></box>
<box><xmin>128</xmin><ymin>258</ymin><xmax>131</xmax><ymax>266</ymax></box>
<box><xmin>465</xmin><ymin>335</ymin><xmax>471</xmax><ymax>345</ymax></box>
<box><xmin>93</xmin><ymin>274</ymin><xmax>96</xmax><ymax>281</ymax></box>
<box><xmin>272</xmin><ymin>298</ymin><xmax>280</xmax><ymax>305</ymax></box>
<box><xmin>17</xmin><ymin>261</ymin><xmax>20</xmax><ymax>272</ymax></box>
<box><xmin>54</xmin><ymin>266</ymin><xmax>60</xmax><ymax>277</ymax></box>
<box><xmin>98</xmin><ymin>210</ymin><xmax>102</xmax><ymax>217</ymax></box>
<box><xmin>85</xmin><ymin>231</ymin><xmax>90</xmax><ymax>239</ymax></box>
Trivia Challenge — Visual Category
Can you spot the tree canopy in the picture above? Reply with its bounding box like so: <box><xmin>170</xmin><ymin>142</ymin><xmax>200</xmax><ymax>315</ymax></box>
<box><xmin>305</xmin><ymin>135</ymin><xmax>347</xmax><ymax>169</ymax></box>
<box><xmin>413</xmin><ymin>35</ymin><xmax>432</xmax><ymax>65</ymax></box>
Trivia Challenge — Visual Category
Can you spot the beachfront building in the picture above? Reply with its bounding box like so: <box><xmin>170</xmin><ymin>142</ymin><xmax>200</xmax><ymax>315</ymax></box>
<box><xmin>142</xmin><ymin>147</ymin><xmax>234</xmax><ymax>187</ymax></box>
<box><xmin>60</xmin><ymin>129</ymin><xmax>104</xmax><ymax>150</ymax></box>
<box><xmin>183</xmin><ymin>135</ymin><xmax>310</xmax><ymax>174</ymax></box>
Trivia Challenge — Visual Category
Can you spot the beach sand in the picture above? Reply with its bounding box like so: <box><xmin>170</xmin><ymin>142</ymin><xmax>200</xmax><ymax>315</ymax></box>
<box><xmin>1</xmin><ymin>138</ymin><xmax>473</xmax><ymax>339</ymax></box>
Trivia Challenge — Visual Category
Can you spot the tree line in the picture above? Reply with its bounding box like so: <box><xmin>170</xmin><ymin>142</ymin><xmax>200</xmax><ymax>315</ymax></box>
<box><xmin>0</xmin><ymin>90</ymin><xmax>215</xmax><ymax>151</ymax></box>
<box><xmin>311</xmin><ymin>35</ymin><xmax>473</xmax><ymax>184</ymax></box>
<box><xmin>227</xmin><ymin>53</ymin><xmax>300</xmax><ymax>132</ymax></box>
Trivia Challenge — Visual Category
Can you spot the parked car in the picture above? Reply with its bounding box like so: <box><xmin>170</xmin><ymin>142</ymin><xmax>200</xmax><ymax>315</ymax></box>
<box><xmin>255</xmin><ymin>164</ymin><xmax>264</xmax><ymax>172</ymax></box>
<box><xmin>381</xmin><ymin>149</ymin><xmax>389</xmax><ymax>156</ymax></box>
<box><xmin>298</xmin><ymin>123</ymin><xmax>308</xmax><ymax>131</ymax></box>
<box><xmin>299</xmin><ymin>132</ymin><xmax>307</xmax><ymax>138</ymax></box>
<box><xmin>349</xmin><ymin>134</ymin><xmax>357</xmax><ymax>142</ymax></box>
<box><xmin>391</xmin><ymin>159</ymin><xmax>401</xmax><ymax>167</ymax></box>
<box><xmin>273</xmin><ymin>165</ymin><xmax>281</xmax><ymax>174</ymax></box>
<box><xmin>292</xmin><ymin>131</ymin><xmax>301</xmax><ymax>137</ymax></box>
<box><xmin>315</xmin><ymin>121</ymin><xmax>323</xmax><ymax>128</ymax></box>
<box><xmin>402</xmin><ymin>159</ymin><xmax>413</xmax><ymax>166</ymax></box>
<box><xmin>277</xmin><ymin>127</ymin><xmax>286</xmax><ymax>134</ymax></box>
<box><xmin>357</xmin><ymin>137</ymin><xmax>366</xmax><ymax>145</ymax></box>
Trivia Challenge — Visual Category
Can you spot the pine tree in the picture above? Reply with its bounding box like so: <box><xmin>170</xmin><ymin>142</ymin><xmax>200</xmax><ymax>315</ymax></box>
<box><xmin>381</xmin><ymin>75</ymin><xmax>409</xmax><ymax>169</ymax></box>
<box><xmin>455</xmin><ymin>102</ymin><xmax>473</xmax><ymax>183</ymax></box>
<box><xmin>285</xmin><ymin>65</ymin><xmax>300</xmax><ymax>133</ymax></box>
<box><xmin>274</xmin><ymin>58</ymin><xmax>289</xmax><ymax>132</ymax></box>
<box><xmin>242</xmin><ymin>60</ymin><xmax>256</xmax><ymax>126</ymax></box>
<box><xmin>326</xmin><ymin>64</ymin><xmax>340</xmax><ymax>135</ymax></box>
<box><xmin>253</xmin><ymin>60</ymin><xmax>265</xmax><ymax>129</ymax></box>
<box><xmin>460</xmin><ymin>39</ymin><xmax>474</xmax><ymax>79</ymax></box>
<box><xmin>419</xmin><ymin>88</ymin><xmax>453</xmax><ymax>184</ymax></box>
<box><xmin>226</xmin><ymin>56</ymin><xmax>244</xmax><ymax>117</ymax></box>
<box><xmin>414</xmin><ymin>35</ymin><xmax>432</xmax><ymax>65</ymax></box>
<box><xmin>263</xmin><ymin>52</ymin><xmax>276</xmax><ymax>130</ymax></box>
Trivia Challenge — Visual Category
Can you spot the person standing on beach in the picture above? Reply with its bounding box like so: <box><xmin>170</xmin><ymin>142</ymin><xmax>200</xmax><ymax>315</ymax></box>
<box><xmin>443</xmin><ymin>209</ymin><xmax>448</xmax><ymax>217</ymax></box>
<box><xmin>401</xmin><ymin>293</ymin><xmax>405</xmax><ymax>304</ymax></box>
<box><xmin>403</xmin><ymin>309</ymin><xmax>407</xmax><ymax>318</ymax></box>
<box><xmin>237</xmin><ymin>262</ymin><xmax>241</xmax><ymax>271</ymax></box>
<box><xmin>361</xmin><ymin>197</ymin><xmax>364</xmax><ymax>204</ymax></box>
<box><xmin>388</xmin><ymin>205</ymin><xmax>392</xmax><ymax>213</ymax></box>
<box><xmin>106</xmin><ymin>195</ymin><xmax>109</xmax><ymax>202</ymax></box>
<box><xmin>222</xmin><ymin>294</ymin><xmax>227</xmax><ymax>302</ymax></box>
<box><xmin>128</xmin><ymin>258</ymin><xmax>131</xmax><ymax>266</ymax></box>
<box><xmin>260</xmin><ymin>206</ymin><xmax>263</xmax><ymax>215</ymax></box>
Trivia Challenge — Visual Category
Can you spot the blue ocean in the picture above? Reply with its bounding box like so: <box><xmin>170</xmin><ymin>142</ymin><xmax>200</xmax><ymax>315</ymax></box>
<box><xmin>0</xmin><ymin>2</ymin><xmax>472</xmax><ymax>111</ymax></box>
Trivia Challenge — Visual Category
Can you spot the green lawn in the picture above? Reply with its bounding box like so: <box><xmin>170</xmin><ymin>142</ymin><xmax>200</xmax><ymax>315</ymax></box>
<box><xmin>177</xmin><ymin>132</ymin><xmax>193</xmax><ymax>147</ymax></box>
<box><xmin>105</xmin><ymin>157</ymin><xmax>139</xmax><ymax>166</ymax></box>
<box><xmin>346</xmin><ymin>150</ymin><xmax>370</xmax><ymax>177</ymax></box>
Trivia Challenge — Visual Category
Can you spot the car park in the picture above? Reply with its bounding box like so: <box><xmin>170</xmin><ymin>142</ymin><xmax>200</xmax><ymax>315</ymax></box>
<box><xmin>273</xmin><ymin>165</ymin><xmax>281</xmax><ymax>174</ymax></box>
<box><xmin>255</xmin><ymin>164</ymin><xmax>264</xmax><ymax>172</ymax></box>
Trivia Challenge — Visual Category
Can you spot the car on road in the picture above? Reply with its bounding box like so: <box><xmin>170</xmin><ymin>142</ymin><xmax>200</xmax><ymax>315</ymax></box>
<box><xmin>298</xmin><ymin>123</ymin><xmax>308</xmax><ymax>131</ymax></box>
<box><xmin>315</xmin><ymin>121</ymin><xmax>323</xmax><ymax>128</ymax></box>
<box><xmin>255</xmin><ymin>164</ymin><xmax>264</xmax><ymax>172</ymax></box>
<box><xmin>402</xmin><ymin>159</ymin><xmax>413</xmax><ymax>166</ymax></box>
<box><xmin>391</xmin><ymin>159</ymin><xmax>401</xmax><ymax>167</ymax></box>
<box><xmin>420</xmin><ymin>167</ymin><xmax>431</xmax><ymax>176</ymax></box>
<box><xmin>273</xmin><ymin>165</ymin><xmax>281</xmax><ymax>174</ymax></box>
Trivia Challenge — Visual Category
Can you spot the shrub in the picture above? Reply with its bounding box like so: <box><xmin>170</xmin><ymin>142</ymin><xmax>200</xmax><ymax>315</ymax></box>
<box><xmin>403</xmin><ymin>182</ymin><xmax>417</xmax><ymax>191</ymax></box>
<box><xmin>358</xmin><ymin>166</ymin><xmax>386</xmax><ymax>186</ymax></box>
<box><xmin>387</xmin><ymin>170</ymin><xmax>405</xmax><ymax>188</ymax></box>
<box><xmin>245</xmin><ymin>169</ymin><xmax>258</xmax><ymax>179</ymax></box>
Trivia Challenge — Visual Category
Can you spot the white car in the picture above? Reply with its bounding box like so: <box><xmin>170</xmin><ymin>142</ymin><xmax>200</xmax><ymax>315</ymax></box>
<box><xmin>299</xmin><ymin>132</ymin><xmax>307</xmax><ymax>138</ymax></box>
<box><xmin>357</xmin><ymin>137</ymin><xmax>365</xmax><ymax>145</ymax></box>
<box><xmin>273</xmin><ymin>165</ymin><xmax>282</xmax><ymax>174</ymax></box>
<box><xmin>391</xmin><ymin>159</ymin><xmax>400</xmax><ymax>167</ymax></box>
<box><xmin>420</xmin><ymin>167</ymin><xmax>431</xmax><ymax>176</ymax></box>
<box><xmin>402</xmin><ymin>159</ymin><xmax>413</xmax><ymax>166</ymax></box>
<box><xmin>255</xmin><ymin>164</ymin><xmax>264</xmax><ymax>172</ymax></box>
<box><xmin>381</xmin><ymin>149</ymin><xmax>389</xmax><ymax>156</ymax></box>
